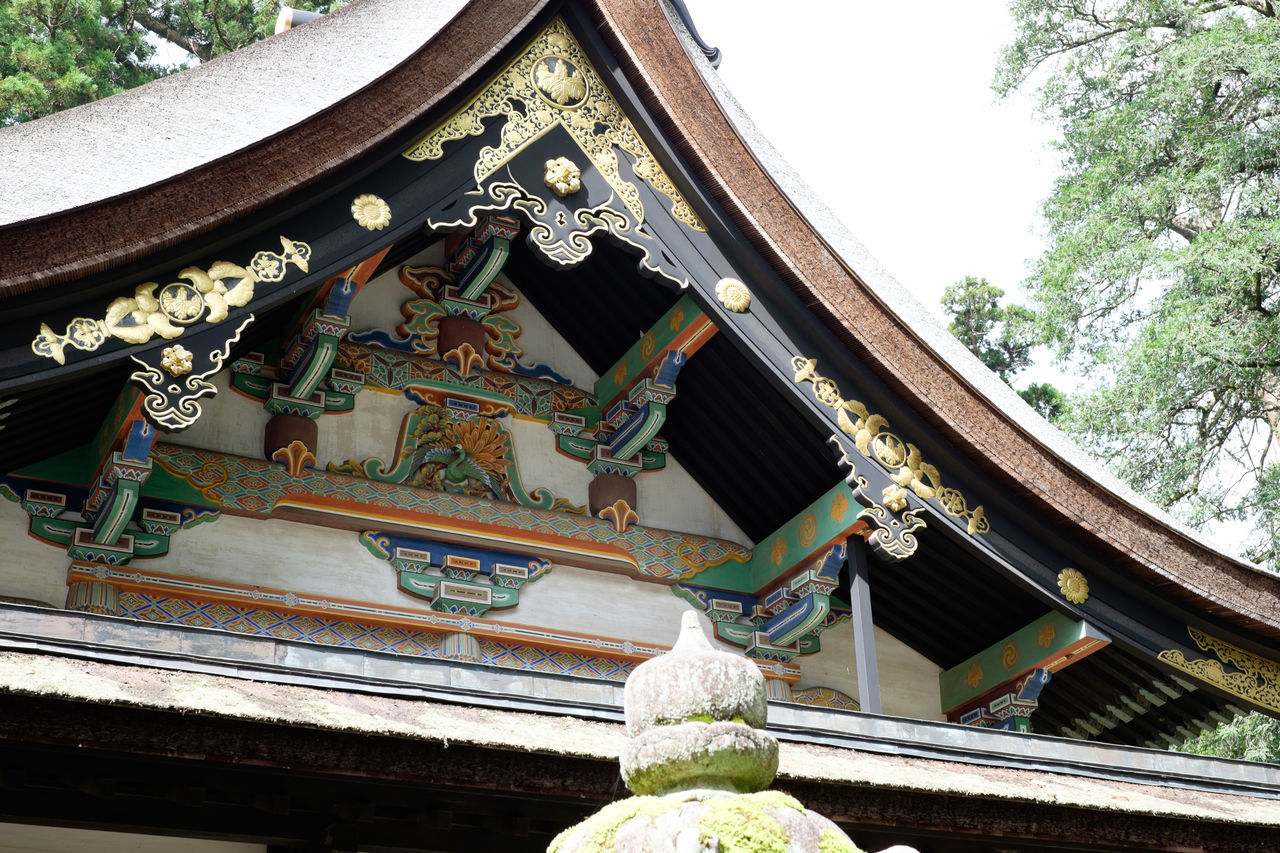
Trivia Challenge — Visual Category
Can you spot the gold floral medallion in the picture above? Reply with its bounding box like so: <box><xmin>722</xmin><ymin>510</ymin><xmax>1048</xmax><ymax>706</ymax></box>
<box><xmin>160</xmin><ymin>344</ymin><xmax>194</xmax><ymax>377</ymax></box>
<box><xmin>1057</xmin><ymin>568</ymin><xmax>1089</xmax><ymax>604</ymax></box>
<box><xmin>715</xmin><ymin>277</ymin><xmax>751</xmax><ymax>312</ymax></box>
<box><xmin>882</xmin><ymin>485</ymin><xmax>909</xmax><ymax>513</ymax></box>
<box><xmin>352</xmin><ymin>194</ymin><xmax>392</xmax><ymax>231</ymax></box>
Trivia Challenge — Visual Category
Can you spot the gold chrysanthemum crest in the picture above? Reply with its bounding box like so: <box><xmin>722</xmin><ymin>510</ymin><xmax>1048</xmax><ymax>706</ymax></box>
<box><xmin>1057</xmin><ymin>568</ymin><xmax>1089</xmax><ymax>604</ymax></box>
<box><xmin>715</xmin><ymin>277</ymin><xmax>751</xmax><ymax>313</ymax></box>
<box><xmin>352</xmin><ymin>194</ymin><xmax>391</xmax><ymax>231</ymax></box>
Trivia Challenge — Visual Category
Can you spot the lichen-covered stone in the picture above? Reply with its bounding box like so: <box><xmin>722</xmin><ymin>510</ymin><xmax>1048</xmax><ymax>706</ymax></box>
<box><xmin>621</xmin><ymin>719</ymin><xmax>778</xmax><ymax>795</ymax></box>
<box><xmin>549</xmin><ymin>790</ymin><xmax>865</xmax><ymax>853</ymax></box>
<box><xmin>548</xmin><ymin>612</ymin><xmax>880</xmax><ymax>853</ymax></box>
<box><xmin>624</xmin><ymin>612</ymin><xmax>767</xmax><ymax>736</ymax></box>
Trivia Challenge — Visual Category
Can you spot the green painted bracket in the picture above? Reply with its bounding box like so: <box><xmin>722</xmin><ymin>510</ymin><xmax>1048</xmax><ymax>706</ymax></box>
<box><xmin>289</xmin><ymin>333</ymin><xmax>341</xmax><ymax>401</ymax></box>
<box><xmin>939</xmin><ymin>610</ymin><xmax>1111</xmax><ymax>712</ymax></box>
<box><xmin>688</xmin><ymin>480</ymin><xmax>862</xmax><ymax>593</ymax></box>
<box><xmin>592</xmin><ymin>294</ymin><xmax>706</xmax><ymax>406</ymax></box>
<box><xmin>90</xmin><ymin>478</ymin><xmax>140</xmax><ymax>546</ymax></box>
<box><xmin>399</xmin><ymin>573</ymin><xmax>519</xmax><ymax>613</ymax></box>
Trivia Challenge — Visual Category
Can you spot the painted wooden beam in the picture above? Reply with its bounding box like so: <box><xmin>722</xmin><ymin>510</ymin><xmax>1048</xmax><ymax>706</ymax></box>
<box><xmin>940</xmin><ymin>610</ymin><xmax>1111</xmax><ymax>714</ymax></box>
<box><xmin>690</xmin><ymin>479</ymin><xmax>863</xmax><ymax>593</ymax></box>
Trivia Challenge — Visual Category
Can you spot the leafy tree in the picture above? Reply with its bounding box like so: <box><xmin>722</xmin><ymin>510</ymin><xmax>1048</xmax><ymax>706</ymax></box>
<box><xmin>941</xmin><ymin>276</ymin><xmax>1066</xmax><ymax>420</ymax></box>
<box><xmin>1</xmin><ymin>0</ymin><xmax>330</xmax><ymax>125</ymax></box>
<box><xmin>1175</xmin><ymin>711</ymin><xmax>1280</xmax><ymax>763</ymax></box>
<box><xmin>998</xmin><ymin>1</ymin><xmax>1280</xmax><ymax>565</ymax></box>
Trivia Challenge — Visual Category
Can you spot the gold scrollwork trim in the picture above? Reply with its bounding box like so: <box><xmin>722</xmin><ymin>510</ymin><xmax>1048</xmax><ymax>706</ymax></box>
<box><xmin>402</xmin><ymin>17</ymin><xmax>705</xmax><ymax>233</ymax></box>
<box><xmin>830</xmin><ymin>437</ymin><xmax>923</xmax><ymax>561</ymax></box>
<box><xmin>795</xmin><ymin>357</ymin><xmax>990</xmax><ymax>536</ymax></box>
<box><xmin>1158</xmin><ymin>627</ymin><xmax>1280</xmax><ymax>713</ymax></box>
<box><xmin>32</xmin><ymin>237</ymin><xmax>311</xmax><ymax>365</ymax></box>
<box><xmin>130</xmin><ymin>317</ymin><xmax>253</xmax><ymax>431</ymax></box>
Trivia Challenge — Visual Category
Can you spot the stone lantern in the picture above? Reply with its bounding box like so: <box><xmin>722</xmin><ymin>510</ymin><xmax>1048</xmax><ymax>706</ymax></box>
<box><xmin>550</xmin><ymin>611</ymin><xmax>917</xmax><ymax>853</ymax></box>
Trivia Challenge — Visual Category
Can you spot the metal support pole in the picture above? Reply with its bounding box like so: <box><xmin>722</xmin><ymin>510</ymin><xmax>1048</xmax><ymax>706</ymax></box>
<box><xmin>847</xmin><ymin>540</ymin><xmax>881</xmax><ymax>714</ymax></box>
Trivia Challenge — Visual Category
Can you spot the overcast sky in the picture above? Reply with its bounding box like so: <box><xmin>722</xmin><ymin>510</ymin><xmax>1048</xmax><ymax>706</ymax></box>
<box><xmin>688</xmin><ymin>2</ymin><xmax>1056</xmax><ymax>323</ymax></box>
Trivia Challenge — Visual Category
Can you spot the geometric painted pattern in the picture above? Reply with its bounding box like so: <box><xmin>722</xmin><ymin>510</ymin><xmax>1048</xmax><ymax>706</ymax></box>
<box><xmin>789</xmin><ymin>685</ymin><xmax>860</xmax><ymax>711</ymax></box>
<box><xmin>151</xmin><ymin>442</ymin><xmax>753</xmax><ymax>581</ymax></box>
<box><xmin>119</xmin><ymin>591</ymin><xmax>636</xmax><ymax>681</ymax></box>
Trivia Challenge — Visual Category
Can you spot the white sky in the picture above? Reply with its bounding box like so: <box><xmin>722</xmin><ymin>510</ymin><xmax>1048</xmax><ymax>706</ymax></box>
<box><xmin>690</xmin><ymin>1</ymin><xmax>1057</xmax><ymax>324</ymax></box>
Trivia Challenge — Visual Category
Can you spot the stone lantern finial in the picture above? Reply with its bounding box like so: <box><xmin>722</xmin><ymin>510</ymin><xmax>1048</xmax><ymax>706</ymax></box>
<box><xmin>549</xmin><ymin>611</ymin><xmax>886</xmax><ymax>853</ymax></box>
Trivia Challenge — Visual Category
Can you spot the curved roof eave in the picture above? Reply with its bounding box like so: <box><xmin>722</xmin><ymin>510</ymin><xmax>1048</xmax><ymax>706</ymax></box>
<box><xmin>0</xmin><ymin>0</ymin><xmax>1277</xmax><ymax>637</ymax></box>
<box><xmin>592</xmin><ymin>0</ymin><xmax>1280</xmax><ymax>633</ymax></box>
<box><xmin>0</xmin><ymin>0</ymin><xmax>547</xmax><ymax>295</ymax></box>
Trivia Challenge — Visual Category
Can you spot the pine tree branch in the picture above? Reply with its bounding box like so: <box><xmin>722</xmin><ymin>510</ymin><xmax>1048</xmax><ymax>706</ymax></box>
<box><xmin>135</xmin><ymin>11</ymin><xmax>211</xmax><ymax>62</ymax></box>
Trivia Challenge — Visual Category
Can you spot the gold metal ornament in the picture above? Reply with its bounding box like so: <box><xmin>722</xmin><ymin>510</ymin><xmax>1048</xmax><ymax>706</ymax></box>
<box><xmin>352</xmin><ymin>194</ymin><xmax>392</xmax><ymax>230</ymax></box>
<box><xmin>32</xmin><ymin>237</ymin><xmax>310</xmax><ymax>365</ymax></box>
<box><xmin>795</xmin><ymin>356</ymin><xmax>990</xmax><ymax>537</ymax></box>
<box><xmin>1057</xmin><ymin>568</ymin><xmax>1089</xmax><ymax>604</ymax></box>
<box><xmin>715</xmin><ymin>278</ymin><xmax>751</xmax><ymax>313</ymax></box>
<box><xmin>402</xmin><ymin>17</ymin><xmax>705</xmax><ymax>233</ymax></box>
<box><xmin>543</xmin><ymin>157</ymin><xmax>582</xmax><ymax>196</ymax></box>
<box><xmin>131</xmin><ymin>317</ymin><xmax>254</xmax><ymax>431</ymax></box>
<box><xmin>881</xmin><ymin>485</ymin><xmax>909</xmax><ymax>513</ymax></box>
<box><xmin>1159</xmin><ymin>628</ymin><xmax>1280</xmax><ymax>713</ymax></box>
<box><xmin>830</xmin><ymin>437</ymin><xmax>923</xmax><ymax>561</ymax></box>
<box><xmin>160</xmin><ymin>345</ymin><xmax>194</xmax><ymax>377</ymax></box>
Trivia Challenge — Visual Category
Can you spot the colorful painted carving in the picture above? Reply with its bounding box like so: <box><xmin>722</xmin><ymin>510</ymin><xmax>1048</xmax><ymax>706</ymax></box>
<box><xmin>152</xmin><ymin>442</ymin><xmax>752</xmax><ymax>582</ymax></box>
<box><xmin>337</xmin><ymin>342</ymin><xmax>592</xmax><ymax>420</ymax></box>
<box><xmin>941</xmin><ymin>611</ymin><xmax>1109</xmax><ymax>724</ymax></box>
<box><xmin>328</xmin><ymin>403</ymin><xmax>581</xmax><ymax>512</ymax></box>
<box><xmin>347</xmin><ymin>218</ymin><xmax>573</xmax><ymax>386</ymax></box>
<box><xmin>553</xmin><ymin>294</ymin><xmax>716</xmax><ymax>477</ymax></box>
<box><xmin>231</xmin><ymin>251</ymin><xmax>391</xmax><ymax>420</ymax></box>
<box><xmin>363</xmin><ymin>531</ymin><xmax>551</xmax><ymax>617</ymax></box>
<box><xmin>789</xmin><ymin>686</ymin><xmax>859</xmax><ymax>711</ymax></box>
<box><xmin>66</xmin><ymin>563</ymin><xmax>801</xmax><ymax>684</ymax></box>
<box><xmin>674</xmin><ymin>544</ymin><xmax>852</xmax><ymax>662</ymax></box>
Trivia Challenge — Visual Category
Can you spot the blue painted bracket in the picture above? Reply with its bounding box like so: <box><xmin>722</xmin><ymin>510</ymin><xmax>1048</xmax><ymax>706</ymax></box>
<box><xmin>361</xmin><ymin>530</ymin><xmax>552</xmax><ymax>617</ymax></box>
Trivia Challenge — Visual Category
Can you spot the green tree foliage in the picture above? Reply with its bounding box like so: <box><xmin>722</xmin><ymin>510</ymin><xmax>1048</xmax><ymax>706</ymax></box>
<box><xmin>998</xmin><ymin>1</ymin><xmax>1280</xmax><ymax>564</ymax></box>
<box><xmin>1175</xmin><ymin>711</ymin><xmax>1280</xmax><ymax>763</ymax></box>
<box><xmin>942</xmin><ymin>276</ymin><xmax>1066</xmax><ymax>420</ymax></box>
<box><xmin>1</xmin><ymin>0</ymin><xmax>330</xmax><ymax>125</ymax></box>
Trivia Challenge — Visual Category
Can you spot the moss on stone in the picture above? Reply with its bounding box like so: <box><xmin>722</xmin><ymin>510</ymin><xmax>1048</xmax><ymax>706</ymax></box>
<box><xmin>695</xmin><ymin>791</ymin><xmax>812</xmax><ymax>852</ymax></box>
<box><xmin>547</xmin><ymin>795</ymin><xmax>668</xmax><ymax>853</ymax></box>
<box><xmin>818</xmin><ymin>827</ymin><xmax>863</xmax><ymax>853</ymax></box>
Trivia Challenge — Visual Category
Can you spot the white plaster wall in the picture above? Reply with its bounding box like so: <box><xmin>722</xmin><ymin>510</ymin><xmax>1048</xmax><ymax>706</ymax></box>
<box><xmin>316</xmin><ymin>388</ymin><xmax>417</xmax><ymax>471</ymax></box>
<box><xmin>166</xmin><ymin>372</ymin><xmax>272</xmax><ymax>460</ymax></box>
<box><xmin>513</xmin><ymin>563</ymin><xmax>701</xmax><ymax>646</ymax></box>
<box><xmin>0</xmin><ymin>499</ymin><xmax>73</xmax><ymax>608</ymax></box>
<box><xmin>347</xmin><ymin>242</ymin><xmax>445</xmax><ymax>336</ymax></box>
<box><xmin>505</xmin><ymin>417</ymin><xmax>590</xmax><ymax>509</ymax></box>
<box><xmin>635</xmin><ymin>455</ymin><xmax>751</xmax><ymax>546</ymax></box>
<box><xmin>797</xmin><ymin>622</ymin><xmax>943</xmax><ymax>721</ymax></box>
<box><xmin>142</xmin><ymin>514</ymin><xmax>397</xmax><ymax>605</ymax></box>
